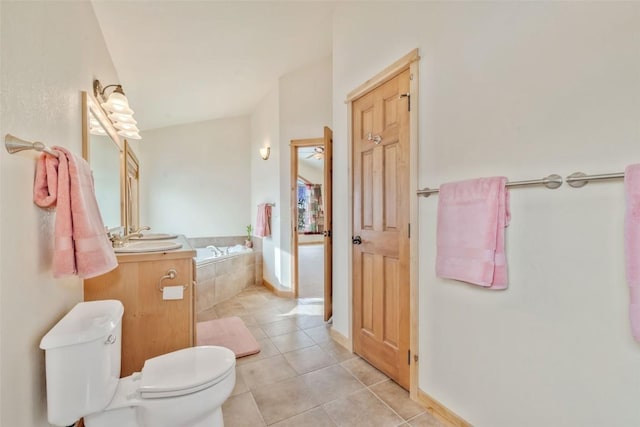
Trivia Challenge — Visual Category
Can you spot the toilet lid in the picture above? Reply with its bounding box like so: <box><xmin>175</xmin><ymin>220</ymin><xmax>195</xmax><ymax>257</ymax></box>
<box><xmin>138</xmin><ymin>346</ymin><xmax>235</xmax><ymax>399</ymax></box>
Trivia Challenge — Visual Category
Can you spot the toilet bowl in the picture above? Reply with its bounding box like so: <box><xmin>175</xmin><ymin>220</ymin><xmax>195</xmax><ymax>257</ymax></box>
<box><xmin>40</xmin><ymin>300</ymin><xmax>236</xmax><ymax>427</ymax></box>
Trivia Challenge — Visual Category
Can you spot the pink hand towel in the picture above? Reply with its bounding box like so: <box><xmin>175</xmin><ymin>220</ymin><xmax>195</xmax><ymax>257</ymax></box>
<box><xmin>255</xmin><ymin>203</ymin><xmax>272</xmax><ymax>238</ymax></box>
<box><xmin>436</xmin><ymin>177</ymin><xmax>510</xmax><ymax>289</ymax></box>
<box><xmin>33</xmin><ymin>147</ymin><xmax>117</xmax><ymax>279</ymax></box>
<box><xmin>624</xmin><ymin>164</ymin><xmax>640</xmax><ymax>341</ymax></box>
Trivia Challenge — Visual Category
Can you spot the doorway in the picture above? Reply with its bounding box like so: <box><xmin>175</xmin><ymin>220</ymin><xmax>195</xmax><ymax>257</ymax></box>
<box><xmin>291</xmin><ymin>127</ymin><xmax>333</xmax><ymax>321</ymax></box>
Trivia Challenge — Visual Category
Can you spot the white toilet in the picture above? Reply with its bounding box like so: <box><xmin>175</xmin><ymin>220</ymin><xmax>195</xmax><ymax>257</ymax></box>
<box><xmin>40</xmin><ymin>300</ymin><xmax>236</xmax><ymax>427</ymax></box>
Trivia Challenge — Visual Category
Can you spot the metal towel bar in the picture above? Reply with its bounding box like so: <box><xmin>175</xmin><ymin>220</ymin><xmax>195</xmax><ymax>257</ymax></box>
<box><xmin>417</xmin><ymin>174</ymin><xmax>563</xmax><ymax>197</ymax></box>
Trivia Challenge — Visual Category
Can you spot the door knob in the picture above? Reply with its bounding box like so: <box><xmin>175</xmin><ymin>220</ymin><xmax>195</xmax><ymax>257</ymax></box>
<box><xmin>352</xmin><ymin>235</ymin><xmax>362</xmax><ymax>245</ymax></box>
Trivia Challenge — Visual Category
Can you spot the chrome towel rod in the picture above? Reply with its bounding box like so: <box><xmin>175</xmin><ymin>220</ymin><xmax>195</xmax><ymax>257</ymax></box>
<box><xmin>417</xmin><ymin>174</ymin><xmax>563</xmax><ymax>197</ymax></box>
<box><xmin>565</xmin><ymin>171</ymin><xmax>624</xmax><ymax>188</ymax></box>
<box><xmin>4</xmin><ymin>134</ymin><xmax>59</xmax><ymax>158</ymax></box>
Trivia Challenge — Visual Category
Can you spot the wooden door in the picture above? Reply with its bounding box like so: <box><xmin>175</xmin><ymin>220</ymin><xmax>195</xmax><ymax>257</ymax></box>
<box><xmin>352</xmin><ymin>69</ymin><xmax>411</xmax><ymax>389</ymax></box>
<box><xmin>323</xmin><ymin>126</ymin><xmax>333</xmax><ymax>321</ymax></box>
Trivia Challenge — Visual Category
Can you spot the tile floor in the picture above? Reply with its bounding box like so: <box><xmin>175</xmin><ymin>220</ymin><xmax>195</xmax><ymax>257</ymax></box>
<box><xmin>197</xmin><ymin>285</ymin><xmax>445</xmax><ymax>427</ymax></box>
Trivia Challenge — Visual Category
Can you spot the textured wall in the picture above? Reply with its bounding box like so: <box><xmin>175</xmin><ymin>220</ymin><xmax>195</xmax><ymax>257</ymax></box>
<box><xmin>0</xmin><ymin>1</ymin><xmax>119</xmax><ymax>425</ymax></box>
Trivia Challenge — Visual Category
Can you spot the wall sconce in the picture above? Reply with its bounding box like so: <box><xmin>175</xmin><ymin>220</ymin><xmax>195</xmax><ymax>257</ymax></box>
<box><xmin>93</xmin><ymin>79</ymin><xmax>142</xmax><ymax>140</ymax></box>
<box><xmin>259</xmin><ymin>146</ymin><xmax>271</xmax><ymax>160</ymax></box>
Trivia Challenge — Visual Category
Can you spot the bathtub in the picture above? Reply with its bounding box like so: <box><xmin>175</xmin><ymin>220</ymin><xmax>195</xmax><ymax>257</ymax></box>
<box><xmin>194</xmin><ymin>244</ymin><xmax>253</xmax><ymax>266</ymax></box>
<box><xmin>193</xmin><ymin>244</ymin><xmax>256</xmax><ymax>315</ymax></box>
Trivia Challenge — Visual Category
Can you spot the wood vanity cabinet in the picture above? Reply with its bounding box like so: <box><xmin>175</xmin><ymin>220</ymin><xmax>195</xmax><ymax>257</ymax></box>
<box><xmin>84</xmin><ymin>236</ymin><xmax>196</xmax><ymax>377</ymax></box>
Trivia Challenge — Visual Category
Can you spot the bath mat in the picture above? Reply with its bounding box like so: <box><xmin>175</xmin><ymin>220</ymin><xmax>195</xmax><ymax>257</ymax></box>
<box><xmin>196</xmin><ymin>316</ymin><xmax>261</xmax><ymax>358</ymax></box>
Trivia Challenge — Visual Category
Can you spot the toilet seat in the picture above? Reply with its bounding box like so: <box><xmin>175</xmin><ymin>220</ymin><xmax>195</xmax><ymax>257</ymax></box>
<box><xmin>137</xmin><ymin>346</ymin><xmax>235</xmax><ymax>399</ymax></box>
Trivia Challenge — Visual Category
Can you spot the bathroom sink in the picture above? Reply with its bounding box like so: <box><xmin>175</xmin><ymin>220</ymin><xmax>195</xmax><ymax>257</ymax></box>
<box><xmin>129</xmin><ymin>233</ymin><xmax>179</xmax><ymax>240</ymax></box>
<box><xmin>114</xmin><ymin>241</ymin><xmax>183</xmax><ymax>253</ymax></box>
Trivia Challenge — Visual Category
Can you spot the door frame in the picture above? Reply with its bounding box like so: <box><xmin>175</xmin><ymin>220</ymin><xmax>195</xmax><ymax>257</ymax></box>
<box><xmin>290</xmin><ymin>134</ymin><xmax>332</xmax><ymax>312</ymax></box>
<box><xmin>346</xmin><ymin>49</ymin><xmax>420</xmax><ymax>398</ymax></box>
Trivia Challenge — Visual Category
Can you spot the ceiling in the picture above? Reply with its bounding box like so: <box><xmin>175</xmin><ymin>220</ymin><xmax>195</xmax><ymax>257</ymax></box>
<box><xmin>92</xmin><ymin>1</ymin><xmax>335</xmax><ymax>131</ymax></box>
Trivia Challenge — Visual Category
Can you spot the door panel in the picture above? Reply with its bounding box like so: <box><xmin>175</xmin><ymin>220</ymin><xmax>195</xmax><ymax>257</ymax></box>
<box><xmin>323</xmin><ymin>127</ymin><xmax>333</xmax><ymax>322</ymax></box>
<box><xmin>352</xmin><ymin>69</ymin><xmax>410</xmax><ymax>389</ymax></box>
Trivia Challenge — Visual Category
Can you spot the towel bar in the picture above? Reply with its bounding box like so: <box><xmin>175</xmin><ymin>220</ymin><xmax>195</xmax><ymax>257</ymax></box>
<box><xmin>417</xmin><ymin>174</ymin><xmax>563</xmax><ymax>197</ymax></box>
<box><xmin>5</xmin><ymin>133</ymin><xmax>59</xmax><ymax>158</ymax></box>
<box><xmin>566</xmin><ymin>171</ymin><xmax>624</xmax><ymax>188</ymax></box>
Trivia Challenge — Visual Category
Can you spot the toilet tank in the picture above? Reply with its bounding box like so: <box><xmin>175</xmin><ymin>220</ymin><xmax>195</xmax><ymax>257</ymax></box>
<box><xmin>40</xmin><ymin>300</ymin><xmax>124</xmax><ymax>426</ymax></box>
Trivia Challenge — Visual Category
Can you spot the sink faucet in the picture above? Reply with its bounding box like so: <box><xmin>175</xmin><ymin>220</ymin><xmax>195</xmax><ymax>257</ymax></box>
<box><xmin>206</xmin><ymin>245</ymin><xmax>223</xmax><ymax>256</ymax></box>
<box><xmin>109</xmin><ymin>231</ymin><xmax>144</xmax><ymax>248</ymax></box>
<box><xmin>129</xmin><ymin>225</ymin><xmax>151</xmax><ymax>234</ymax></box>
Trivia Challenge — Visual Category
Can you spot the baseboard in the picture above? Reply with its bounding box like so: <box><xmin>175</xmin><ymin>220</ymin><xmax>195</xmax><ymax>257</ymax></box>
<box><xmin>329</xmin><ymin>327</ymin><xmax>352</xmax><ymax>352</ymax></box>
<box><xmin>262</xmin><ymin>279</ymin><xmax>294</xmax><ymax>298</ymax></box>
<box><xmin>417</xmin><ymin>389</ymin><xmax>472</xmax><ymax>427</ymax></box>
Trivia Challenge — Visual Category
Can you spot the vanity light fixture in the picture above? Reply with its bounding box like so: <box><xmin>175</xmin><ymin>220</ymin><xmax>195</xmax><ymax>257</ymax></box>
<box><xmin>93</xmin><ymin>79</ymin><xmax>142</xmax><ymax>140</ymax></box>
<box><xmin>259</xmin><ymin>146</ymin><xmax>270</xmax><ymax>160</ymax></box>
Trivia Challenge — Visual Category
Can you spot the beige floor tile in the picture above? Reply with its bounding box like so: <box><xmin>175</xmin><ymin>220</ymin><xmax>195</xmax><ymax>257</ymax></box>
<box><xmin>247</xmin><ymin>325</ymin><xmax>267</xmax><ymax>340</ymax></box>
<box><xmin>295</xmin><ymin>314</ymin><xmax>326</xmax><ymax>330</ymax></box>
<box><xmin>237</xmin><ymin>355</ymin><xmax>297</xmax><ymax>389</ymax></box>
<box><xmin>304</xmin><ymin>324</ymin><xmax>331</xmax><ymax>343</ymax></box>
<box><xmin>270</xmin><ymin>407</ymin><xmax>337</xmax><ymax>427</ymax></box>
<box><xmin>215</xmin><ymin>302</ymin><xmax>248</xmax><ymax>317</ymax></box>
<box><xmin>407</xmin><ymin>412</ymin><xmax>447</xmax><ymax>427</ymax></box>
<box><xmin>222</xmin><ymin>392</ymin><xmax>266</xmax><ymax>427</ymax></box>
<box><xmin>238</xmin><ymin>314</ymin><xmax>258</xmax><ymax>326</ymax></box>
<box><xmin>236</xmin><ymin>337</ymin><xmax>279</xmax><ymax>366</ymax></box>
<box><xmin>251</xmin><ymin>376</ymin><xmax>319</xmax><ymax>425</ymax></box>
<box><xmin>230</xmin><ymin>371</ymin><xmax>249</xmax><ymax>396</ymax></box>
<box><xmin>282</xmin><ymin>345</ymin><xmax>337</xmax><ymax>374</ymax></box>
<box><xmin>273</xmin><ymin>298</ymin><xmax>300</xmax><ymax>314</ymax></box>
<box><xmin>370</xmin><ymin>380</ymin><xmax>425</xmax><ymax>420</ymax></box>
<box><xmin>253</xmin><ymin>307</ymin><xmax>288</xmax><ymax>324</ymax></box>
<box><xmin>196</xmin><ymin>306</ymin><xmax>218</xmax><ymax>322</ymax></box>
<box><xmin>237</xmin><ymin>293</ymin><xmax>271</xmax><ymax>310</ymax></box>
<box><xmin>301</xmin><ymin>364</ymin><xmax>364</xmax><ymax>405</ymax></box>
<box><xmin>318</xmin><ymin>339</ymin><xmax>357</xmax><ymax>362</ymax></box>
<box><xmin>270</xmin><ymin>330</ymin><xmax>315</xmax><ymax>353</ymax></box>
<box><xmin>261</xmin><ymin>318</ymin><xmax>300</xmax><ymax>337</ymax></box>
<box><xmin>341</xmin><ymin>356</ymin><xmax>389</xmax><ymax>386</ymax></box>
<box><xmin>323</xmin><ymin>389</ymin><xmax>404</xmax><ymax>427</ymax></box>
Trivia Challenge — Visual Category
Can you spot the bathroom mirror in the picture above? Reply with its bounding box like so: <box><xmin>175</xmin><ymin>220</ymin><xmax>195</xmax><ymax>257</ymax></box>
<box><xmin>124</xmin><ymin>140</ymin><xmax>140</xmax><ymax>233</ymax></box>
<box><xmin>82</xmin><ymin>91</ymin><xmax>125</xmax><ymax>228</ymax></box>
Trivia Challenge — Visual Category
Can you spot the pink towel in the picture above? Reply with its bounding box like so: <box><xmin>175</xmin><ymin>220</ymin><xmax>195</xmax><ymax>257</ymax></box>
<box><xmin>255</xmin><ymin>203</ymin><xmax>271</xmax><ymax>238</ymax></box>
<box><xmin>436</xmin><ymin>177</ymin><xmax>510</xmax><ymax>289</ymax></box>
<box><xmin>33</xmin><ymin>147</ymin><xmax>117</xmax><ymax>279</ymax></box>
<box><xmin>624</xmin><ymin>164</ymin><xmax>640</xmax><ymax>341</ymax></box>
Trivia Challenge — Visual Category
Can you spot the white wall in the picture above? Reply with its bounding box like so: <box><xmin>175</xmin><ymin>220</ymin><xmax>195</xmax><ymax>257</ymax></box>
<box><xmin>333</xmin><ymin>2</ymin><xmax>640</xmax><ymax>426</ymax></box>
<box><xmin>0</xmin><ymin>1</ymin><xmax>119</xmax><ymax>425</ymax></box>
<box><xmin>139</xmin><ymin>116</ymin><xmax>251</xmax><ymax>237</ymax></box>
<box><xmin>251</xmin><ymin>85</ymin><xmax>281</xmax><ymax>286</ymax></box>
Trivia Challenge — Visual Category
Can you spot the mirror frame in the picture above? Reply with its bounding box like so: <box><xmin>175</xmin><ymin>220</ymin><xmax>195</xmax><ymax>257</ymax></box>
<box><xmin>81</xmin><ymin>91</ymin><xmax>125</xmax><ymax>228</ymax></box>
<box><xmin>124</xmin><ymin>140</ymin><xmax>140</xmax><ymax>233</ymax></box>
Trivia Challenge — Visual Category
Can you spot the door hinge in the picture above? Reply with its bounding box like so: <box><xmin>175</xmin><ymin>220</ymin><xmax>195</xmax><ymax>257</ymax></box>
<box><xmin>407</xmin><ymin>350</ymin><xmax>411</xmax><ymax>365</ymax></box>
<box><xmin>408</xmin><ymin>223</ymin><xmax>411</xmax><ymax>239</ymax></box>
<box><xmin>400</xmin><ymin>93</ymin><xmax>410</xmax><ymax>111</ymax></box>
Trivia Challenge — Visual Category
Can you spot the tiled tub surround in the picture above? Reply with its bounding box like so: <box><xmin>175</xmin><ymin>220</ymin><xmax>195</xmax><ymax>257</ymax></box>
<box><xmin>189</xmin><ymin>236</ymin><xmax>263</xmax><ymax>316</ymax></box>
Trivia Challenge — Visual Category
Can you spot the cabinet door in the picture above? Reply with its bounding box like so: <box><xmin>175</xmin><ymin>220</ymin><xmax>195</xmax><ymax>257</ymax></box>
<box><xmin>84</xmin><ymin>257</ymin><xmax>194</xmax><ymax>377</ymax></box>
